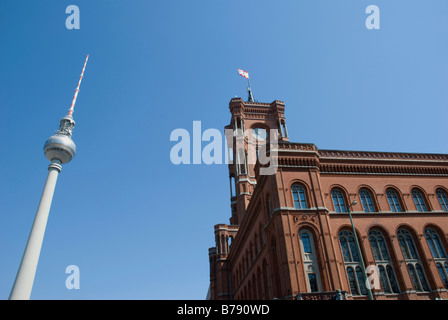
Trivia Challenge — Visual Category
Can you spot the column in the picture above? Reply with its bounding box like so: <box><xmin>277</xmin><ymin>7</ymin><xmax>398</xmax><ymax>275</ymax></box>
<box><xmin>9</xmin><ymin>160</ymin><xmax>62</xmax><ymax>300</ymax></box>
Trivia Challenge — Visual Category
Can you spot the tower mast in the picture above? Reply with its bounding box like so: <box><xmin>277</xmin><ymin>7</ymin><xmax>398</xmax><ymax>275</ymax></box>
<box><xmin>9</xmin><ymin>55</ymin><xmax>89</xmax><ymax>300</ymax></box>
<box><xmin>68</xmin><ymin>54</ymin><xmax>89</xmax><ymax>117</ymax></box>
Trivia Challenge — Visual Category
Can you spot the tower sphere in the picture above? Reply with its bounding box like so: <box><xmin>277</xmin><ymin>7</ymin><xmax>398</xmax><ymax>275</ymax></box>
<box><xmin>43</xmin><ymin>115</ymin><xmax>76</xmax><ymax>164</ymax></box>
<box><xmin>44</xmin><ymin>134</ymin><xmax>76</xmax><ymax>164</ymax></box>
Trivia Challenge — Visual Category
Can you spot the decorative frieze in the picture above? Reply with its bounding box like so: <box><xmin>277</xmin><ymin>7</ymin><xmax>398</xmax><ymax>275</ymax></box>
<box><xmin>278</xmin><ymin>143</ymin><xmax>318</xmax><ymax>152</ymax></box>
<box><xmin>319</xmin><ymin>164</ymin><xmax>448</xmax><ymax>176</ymax></box>
<box><xmin>319</xmin><ymin>150</ymin><xmax>448</xmax><ymax>162</ymax></box>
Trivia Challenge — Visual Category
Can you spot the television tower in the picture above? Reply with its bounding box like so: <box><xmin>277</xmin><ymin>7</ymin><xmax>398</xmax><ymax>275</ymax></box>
<box><xmin>9</xmin><ymin>55</ymin><xmax>89</xmax><ymax>300</ymax></box>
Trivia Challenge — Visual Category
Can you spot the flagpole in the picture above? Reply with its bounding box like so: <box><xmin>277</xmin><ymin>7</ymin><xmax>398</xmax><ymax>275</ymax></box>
<box><xmin>247</xmin><ymin>77</ymin><xmax>254</xmax><ymax>102</ymax></box>
<box><xmin>238</xmin><ymin>69</ymin><xmax>254</xmax><ymax>102</ymax></box>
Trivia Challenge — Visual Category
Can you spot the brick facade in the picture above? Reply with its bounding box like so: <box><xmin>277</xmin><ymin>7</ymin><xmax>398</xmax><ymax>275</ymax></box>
<box><xmin>208</xmin><ymin>98</ymin><xmax>448</xmax><ymax>300</ymax></box>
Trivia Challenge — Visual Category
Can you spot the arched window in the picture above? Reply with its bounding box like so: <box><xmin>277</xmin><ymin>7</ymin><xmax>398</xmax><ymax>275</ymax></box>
<box><xmin>292</xmin><ymin>184</ymin><xmax>308</xmax><ymax>209</ymax></box>
<box><xmin>369</xmin><ymin>230</ymin><xmax>389</xmax><ymax>261</ymax></box>
<box><xmin>338</xmin><ymin>230</ymin><xmax>367</xmax><ymax>296</ymax></box>
<box><xmin>436</xmin><ymin>263</ymin><xmax>448</xmax><ymax>289</ymax></box>
<box><xmin>267</xmin><ymin>196</ymin><xmax>272</xmax><ymax>218</ymax></box>
<box><xmin>359</xmin><ymin>189</ymin><xmax>376</xmax><ymax>213</ymax></box>
<box><xmin>230</xmin><ymin>176</ymin><xmax>236</xmax><ymax>197</ymax></box>
<box><xmin>299</xmin><ymin>230</ymin><xmax>322</xmax><ymax>293</ymax></box>
<box><xmin>425</xmin><ymin>228</ymin><xmax>448</xmax><ymax>288</ymax></box>
<box><xmin>254</xmin><ymin>233</ymin><xmax>259</xmax><ymax>253</ymax></box>
<box><xmin>259</xmin><ymin>224</ymin><xmax>265</xmax><ymax>246</ymax></box>
<box><xmin>368</xmin><ymin>230</ymin><xmax>400</xmax><ymax>293</ymax></box>
<box><xmin>236</xmin><ymin>148</ymin><xmax>247</xmax><ymax>175</ymax></box>
<box><xmin>262</xmin><ymin>259</ymin><xmax>271</xmax><ymax>299</ymax></box>
<box><xmin>301</xmin><ymin>232</ymin><xmax>312</xmax><ymax>253</ymax></box>
<box><xmin>269</xmin><ymin>238</ymin><xmax>282</xmax><ymax>298</ymax></box>
<box><xmin>386</xmin><ymin>189</ymin><xmax>402</xmax><ymax>213</ymax></box>
<box><xmin>256</xmin><ymin>267</ymin><xmax>263</xmax><ymax>300</ymax></box>
<box><xmin>411</xmin><ymin>189</ymin><xmax>428</xmax><ymax>212</ymax></box>
<box><xmin>425</xmin><ymin>228</ymin><xmax>447</xmax><ymax>259</ymax></box>
<box><xmin>397</xmin><ymin>228</ymin><xmax>430</xmax><ymax>292</ymax></box>
<box><xmin>331</xmin><ymin>188</ymin><xmax>347</xmax><ymax>213</ymax></box>
<box><xmin>436</xmin><ymin>189</ymin><xmax>448</xmax><ymax>212</ymax></box>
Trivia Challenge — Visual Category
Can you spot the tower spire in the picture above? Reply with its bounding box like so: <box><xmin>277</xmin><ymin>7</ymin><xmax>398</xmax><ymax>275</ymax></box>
<box><xmin>68</xmin><ymin>54</ymin><xmax>89</xmax><ymax>117</ymax></box>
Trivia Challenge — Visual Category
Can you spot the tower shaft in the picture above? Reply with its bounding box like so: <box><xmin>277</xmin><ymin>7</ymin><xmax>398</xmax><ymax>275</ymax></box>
<box><xmin>9</xmin><ymin>160</ymin><xmax>62</xmax><ymax>300</ymax></box>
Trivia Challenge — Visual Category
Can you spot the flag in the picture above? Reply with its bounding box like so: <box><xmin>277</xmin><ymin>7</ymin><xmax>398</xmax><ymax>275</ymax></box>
<box><xmin>238</xmin><ymin>68</ymin><xmax>249</xmax><ymax>79</ymax></box>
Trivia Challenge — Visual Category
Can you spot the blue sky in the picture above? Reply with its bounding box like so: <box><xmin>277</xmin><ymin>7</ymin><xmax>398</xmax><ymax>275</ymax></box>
<box><xmin>0</xmin><ymin>1</ymin><xmax>447</xmax><ymax>299</ymax></box>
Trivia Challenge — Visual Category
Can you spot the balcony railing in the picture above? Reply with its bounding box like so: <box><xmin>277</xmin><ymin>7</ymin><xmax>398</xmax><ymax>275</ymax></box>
<box><xmin>296</xmin><ymin>290</ymin><xmax>348</xmax><ymax>300</ymax></box>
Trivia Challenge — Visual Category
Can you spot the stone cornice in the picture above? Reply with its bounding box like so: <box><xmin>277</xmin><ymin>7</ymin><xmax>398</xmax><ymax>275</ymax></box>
<box><xmin>229</xmin><ymin>99</ymin><xmax>285</xmax><ymax>117</ymax></box>
<box><xmin>275</xmin><ymin>156</ymin><xmax>448</xmax><ymax>176</ymax></box>
<box><xmin>277</xmin><ymin>142</ymin><xmax>318</xmax><ymax>152</ymax></box>
<box><xmin>268</xmin><ymin>143</ymin><xmax>448</xmax><ymax>176</ymax></box>
<box><xmin>319</xmin><ymin>149</ymin><xmax>448</xmax><ymax>162</ymax></box>
<box><xmin>319</xmin><ymin>163</ymin><xmax>448</xmax><ymax>176</ymax></box>
<box><xmin>277</xmin><ymin>143</ymin><xmax>448</xmax><ymax>162</ymax></box>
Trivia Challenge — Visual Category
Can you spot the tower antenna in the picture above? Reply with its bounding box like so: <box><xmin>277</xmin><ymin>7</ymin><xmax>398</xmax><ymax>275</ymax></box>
<box><xmin>68</xmin><ymin>54</ymin><xmax>89</xmax><ymax>117</ymax></box>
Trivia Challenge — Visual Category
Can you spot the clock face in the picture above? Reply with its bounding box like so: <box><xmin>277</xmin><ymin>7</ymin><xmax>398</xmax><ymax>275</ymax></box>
<box><xmin>252</xmin><ymin>128</ymin><xmax>267</xmax><ymax>141</ymax></box>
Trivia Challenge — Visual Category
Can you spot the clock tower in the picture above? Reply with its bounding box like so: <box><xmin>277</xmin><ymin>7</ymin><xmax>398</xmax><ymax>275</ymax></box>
<box><xmin>225</xmin><ymin>98</ymin><xmax>289</xmax><ymax>225</ymax></box>
<box><xmin>209</xmin><ymin>97</ymin><xmax>290</xmax><ymax>300</ymax></box>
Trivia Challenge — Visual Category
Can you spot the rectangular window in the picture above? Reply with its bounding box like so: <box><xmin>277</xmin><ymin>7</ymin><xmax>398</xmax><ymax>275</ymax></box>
<box><xmin>308</xmin><ymin>273</ymin><xmax>319</xmax><ymax>293</ymax></box>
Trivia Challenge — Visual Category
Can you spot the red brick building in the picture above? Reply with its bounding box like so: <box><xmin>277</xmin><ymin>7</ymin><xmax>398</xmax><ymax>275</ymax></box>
<box><xmin>208</xmin><ymin>97</ymin><xmax>448</xmax><ymax>300</ymax></box>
